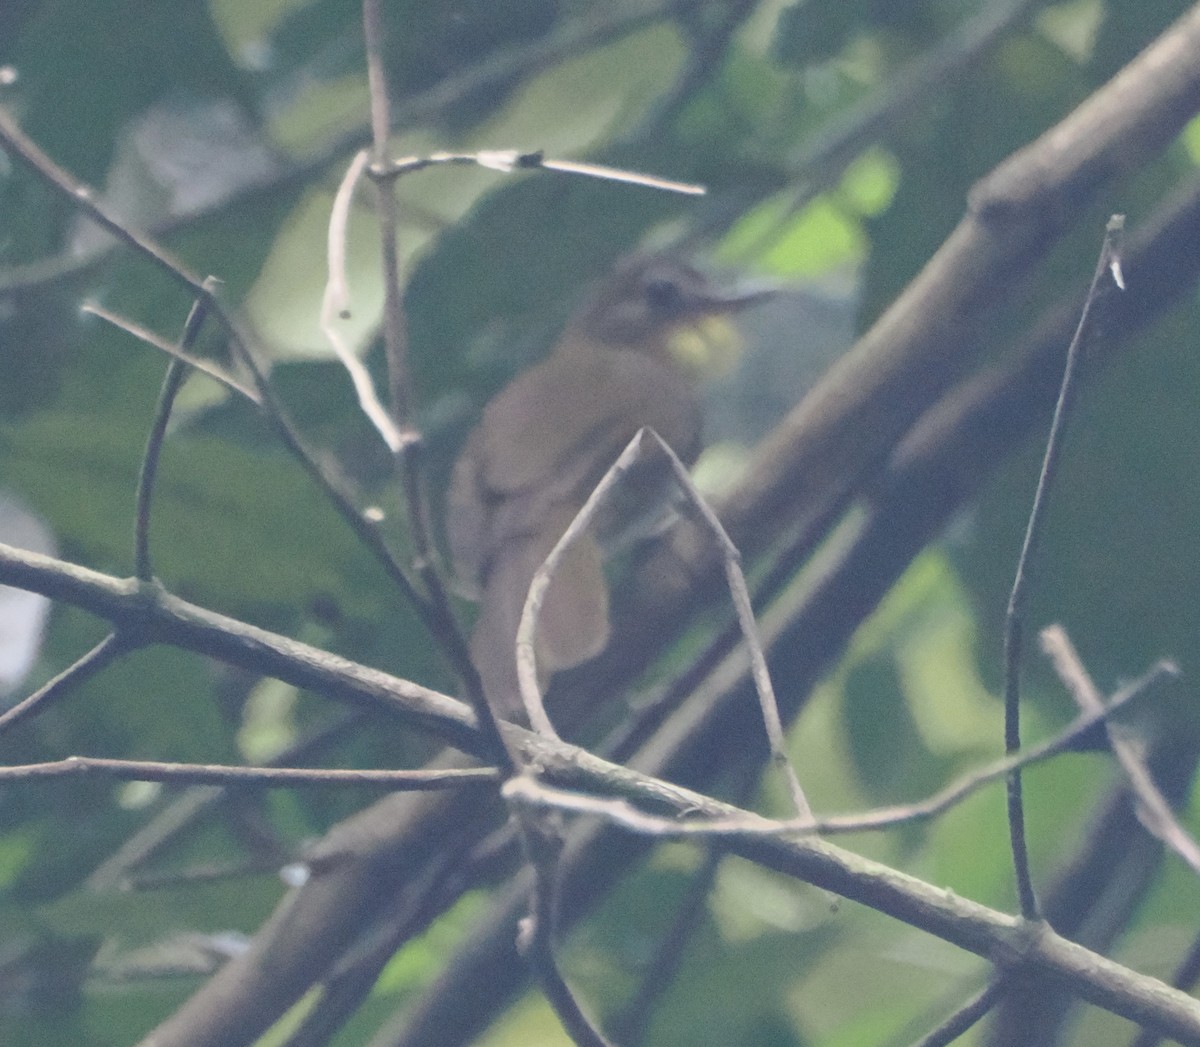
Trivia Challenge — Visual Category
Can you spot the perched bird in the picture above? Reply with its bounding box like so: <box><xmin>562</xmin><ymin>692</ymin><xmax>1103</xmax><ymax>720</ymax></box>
<box><xmin>447</xmin><ymin>254</ymin><xmax>771</xmax><ymax>721</ymax></box>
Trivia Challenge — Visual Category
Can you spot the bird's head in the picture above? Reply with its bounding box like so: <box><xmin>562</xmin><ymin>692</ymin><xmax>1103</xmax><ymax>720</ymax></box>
<box><xmin>565</xmin><ymin>254</ymin><xmax>774</xmax><ymax>376</ymax></box>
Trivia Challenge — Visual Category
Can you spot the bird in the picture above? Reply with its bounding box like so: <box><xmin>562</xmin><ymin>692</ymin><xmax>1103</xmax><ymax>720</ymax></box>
<box><xmin>446</xmin><ymin>254</ymin><xmax>772</xmax><ymax>721</ymax></box>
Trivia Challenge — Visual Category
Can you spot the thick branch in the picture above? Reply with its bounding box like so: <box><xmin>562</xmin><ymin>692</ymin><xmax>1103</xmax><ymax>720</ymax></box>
<box><xmin>0</xmin><ymin>543</ymin><xmax>478</xmax><ymax>751</ymax></box>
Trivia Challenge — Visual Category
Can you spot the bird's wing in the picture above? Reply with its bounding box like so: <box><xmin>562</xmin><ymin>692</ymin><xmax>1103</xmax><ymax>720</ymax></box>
<box><xmin>445</xmin><ymin>426</ymin><xmax>490</xmax><ymax>593</ymax></box>
<box><xmin>448</xmin><ymin>347</ymin><xmax>700</xmax><ymax>586</ymax></box>
<box><xmin>467</xmin><ymin>508</ymin><xmax>609</xmax><ymax>720</ymax></box>
<box><xmin>477</xmin><ymin>348</ymin><xmax>700</xmax><ymax>498</ymax></box>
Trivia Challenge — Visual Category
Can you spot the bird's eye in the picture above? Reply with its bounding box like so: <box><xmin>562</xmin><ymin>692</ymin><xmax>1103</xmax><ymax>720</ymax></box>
<box><xmin>643</xmin><ymin>276</ymin><xmax>685</xmax><ymax>313</ymax></box>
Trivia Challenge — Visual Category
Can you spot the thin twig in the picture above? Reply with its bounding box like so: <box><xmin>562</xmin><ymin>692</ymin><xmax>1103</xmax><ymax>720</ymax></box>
<box><xmin>515</xmin><ymin>806</ymin><xmax>615</xmax><ymax>1047</ymax></box>
<box><xmin>82</xmin><ymin>303</ymin><xmax>260</xmax><ymax>403</ymax></box>
<box><xmin>85</xmin><ymin>710</ymin><xmax>369</xmax><ymax>891</ymax></box>
<box><xmin>909</xmin><ymin>980</ymin><xmax>1007</xmax><ymax>1047</ymax></box>
<box><xmin>612</xmin><ymin>764</ymin><xmax>758</xmax><ymax>1046</ymax></box>
<box><xmin>134</xmin><ymin>290</ymin><xmax>214</xmax><ymax>580</ymax></box>
<box><xmin>0</xmin><ymin>103</ymin><xmax>447</xmax><ymax>655</ymax></box>
<box><xmin>0</xmin><ymin>0</ymin><xmax>682</xmax><ymax>297</ymax></box>
<box><xmin>372</xmin><ymin>148</ymin><xmax>706</xmax><ymax>195</ymax></box>
<box><xmin>503</xmin><ymin>659</ymin><xmax>1175</xmax><ymax>841</ymax></box>
<box><xmin>650</xmin><ymin>429</ymin><xmax>811</xmax><ymax>821</ymax></box>
<box><xmin>0</xmin><ymin>754</ymin><xmax>498</xmax><ymax>789</ymax></box>
<box><xmin>517</xmin><ymin>428</ymin><xmax>812</xmax><ymax>820</ymax></box>
<box><xmin>818</xmin><ymin>660</ymin><xmax>1176</xmax><ymax>836</ymax></box>
<box><xmin>321</xmin><ymin>147</ymin><xmax>404</xmax><ymax>452</ymax></box>
<box><xmin>1040</xmin><ymin>624</ymin><xmax>1200</xmax><ymax>874</ymax></box>
<box><xmin>362</xmin><ymin>0</ymin><xmax>413</xmax><ymax>438</ymax></box>
<box><xmin>0</xmin><ymin>632</ymin><xmax>134</xmax><ymax>737</ymax></box>
<box><xmin>360</xmin><ymin>0</ymin><xmax>509</xmax><ymax>769</ymax></box>
<box><xmin>1002</xmin><ymin>215</ymin><xmax>1126</xmax><ymax>919</ymax></box>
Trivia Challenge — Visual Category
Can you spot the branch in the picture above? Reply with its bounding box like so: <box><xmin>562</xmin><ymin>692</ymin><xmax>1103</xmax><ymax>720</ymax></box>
<box><xmin>133</xmin><ymin>289</ymin><xmax>215</xmax><ymax>581</ymax></box>
<box><xmin>1001</xmin><ymin>217</ymin><xmax>1125</xmax><ymax>919</ymax></box>
<box><xmin>1041</xmin><ymin>625</ymin><xmax>1200</xmax><ymax>874</ymax></box>
<box><xmin>0</xmin><ymin>755</ymin><xmax>497</xmax><ymax>789</ymax></box>
<box><xmin>130</xmin><ymin>86</ymin><xmax>1200</xmax><ymax>1047</ymax></box>
<box><xmin>0</xmin><ymin>102</ymin><xmax>448</xmax><ymax>680</ymax></box>
<box><xmin>0</xmin><ymin>542</ymin><xmax>479</xmax><ymax>751</ymax></box>
<box><xmin>562</xmin><ymin>3</ymin><xmax>1200</xmax><ymax>750</ymax></box>
<box><xmin>0</xmin><ymin>631</ymin><xmax>134</xmax><ymax>737</ymax></box>
<box><xmin>82</xmin><ymin>303</ymin><xmax>260</xmax><ymax>403</ymax></box>
<box><xmin>112</xmin><ymin>14</ymin><xmax>1200</xmax><ymax>1043</ymax></box>
<box><xmin>498</xmin><ymin>766</ymin><xmax>1200</xmax><ymax>1046</ymax></box>
<box><xmin>721</xmin><ymin>8</ymin><xmax>1200</xmax><ymax>563</ymax></box>
<box><xmin>518</xmin><ymin>428</ymin><xmax>812</xmax><ymax>819</ymax></box>
<box><xmin>0</xmin><ymin>0</ymin><xmax>683</xmax><ymax>297</ymax></box>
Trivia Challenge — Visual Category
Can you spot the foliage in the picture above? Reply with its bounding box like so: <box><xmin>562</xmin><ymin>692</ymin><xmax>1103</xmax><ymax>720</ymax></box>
<box><xmin>2</xmin><ymin>1</ymin><xmax>1200</xmax><ymax>1045</ymax></box>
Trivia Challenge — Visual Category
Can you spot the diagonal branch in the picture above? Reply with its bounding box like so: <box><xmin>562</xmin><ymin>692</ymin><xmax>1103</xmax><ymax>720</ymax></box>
<box><xmin>0</xmin><ymin>542</ymin><xmax>479</xmax><ymax>751</ymax></box>
<box><xmin>1041</xmin><ymin>624</ymin><xmax>1200</xmax><ymax>875</ymax></box>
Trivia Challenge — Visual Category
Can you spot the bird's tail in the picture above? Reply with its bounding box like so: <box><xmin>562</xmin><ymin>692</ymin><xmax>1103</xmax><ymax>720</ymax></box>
<box><xmin>469</xmin><ymin>519</ymin><xmax>610</xmax><ymax>723</ymax></box>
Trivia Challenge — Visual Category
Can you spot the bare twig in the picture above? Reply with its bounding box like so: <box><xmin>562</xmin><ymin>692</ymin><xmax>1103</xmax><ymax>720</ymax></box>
<box><xmin>372</xmin><ymin>148</ymin><xmax>706</xmax><ymax>195</ymax></box>
<box><xmin>910</xmin><ymin>980</ymin><xmax>1007</xmax><ymax>1047</ymax></box>
<box><xmin>360</xmin><ymin>0</ymin><xmax>509</xmax><ymax>768</ymax></box>
<box><xmin>517</xmin><ymin>427</ymin><xmax>813</xmax><ymax>820</ymax></box>
<box><xmin>1040</xmin><ymin>624</ymin><xmax>1200</xmax><ymax>874</ymax></box>
<box><xmin>134</xmin><ymin>289</ymin><xmax>214</xmax><ymax>580</ymax></box>
<box><xmin>0</xmin><ymin>754</ymin><xmax>498</xmax><ymax>789</ymax></box>
<box><xmin>0</xmin><ymin>542</ymin><xmax>480</xmax><ymax>750</ymax></box>
<box><xmin>527</xmin><ymin>154</ymin><xmax>704</xmax><ymax>194</ymax></box>
<box><xmin>0</xmin><ymin>631</ymin><xmax>134</xmax><ymax>737</ymax></box>
<box><xmin>85</xmin><ymin>710</ymin><xmax>369</xmax><ymax>891</ymax></box>
<box><xmin>515</xmin><ymin>808</ymin><xmax>614</xmax><ymax>1047</ymax></box>
<box><xmin>82</xmin><ymin>303</ymin><xmax>260</xmax><ymax>403</ymax></box>
<box><xmin>1001</xmin><ymin>215</ymin><xmax>1126</xmax><ymax>919</ymax></box>
<box><xmin>362</xmin><ymin>0</ymin><xmax>413</xmax><ymax>438</ymax></box>
<box><xmin>818</xmin><ymin>660</ymin><xmax>1177</xmax><ymax>836</ymax></box>
<box><xmin>0</xmin><ymin>103</ymin><xmax>444</xmax><ymax>647</ymax></box>
<box><xmin>321</xmin><ymin>147</ymin><xmax>404</xmax><ymax>452</ymax></box>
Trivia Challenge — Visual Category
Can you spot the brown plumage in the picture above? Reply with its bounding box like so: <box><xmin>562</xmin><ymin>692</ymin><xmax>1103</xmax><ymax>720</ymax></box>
<box><xmin>447</xmin><ymin>255</ymin><xmax>770</xmax><ymax>720</ymax></box>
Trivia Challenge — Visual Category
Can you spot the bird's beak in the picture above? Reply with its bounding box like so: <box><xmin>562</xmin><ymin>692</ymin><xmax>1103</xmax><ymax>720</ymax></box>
<box><xmin>692</xmin><ymin>280</ymin><xmax>777</xmax><ymax>316</ymax></box>
<box><xmin>666</xmin><ymin>280</ymin><xmax>777</xmax><ymax>378</ymax></box>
